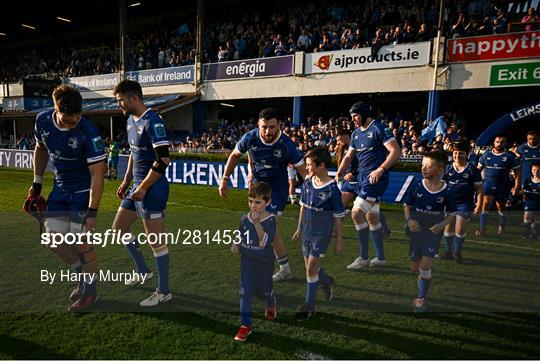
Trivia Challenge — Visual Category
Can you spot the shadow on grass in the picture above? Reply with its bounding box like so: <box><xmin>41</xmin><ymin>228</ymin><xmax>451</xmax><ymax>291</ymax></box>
<box><xmin>0</xmin><ymin>334</ymin><xmax>73</xmax><ymax>359</ymax></box>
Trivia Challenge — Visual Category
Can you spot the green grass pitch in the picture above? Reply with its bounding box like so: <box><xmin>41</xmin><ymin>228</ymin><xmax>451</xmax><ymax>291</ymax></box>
<box><xmin>0</xmin><ymin>168</ymin><xmax>539</xmax><ymax>359</ymax></box>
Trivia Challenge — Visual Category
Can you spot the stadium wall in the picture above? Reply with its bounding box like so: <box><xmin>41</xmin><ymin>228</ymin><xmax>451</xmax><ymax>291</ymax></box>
<box><xmin>1</xmin><ymin>150</ymin><xmax>420</xmax><ymax>203</ymax></box>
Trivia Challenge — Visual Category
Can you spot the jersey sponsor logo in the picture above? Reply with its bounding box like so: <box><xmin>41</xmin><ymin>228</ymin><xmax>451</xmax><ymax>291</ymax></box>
<box><xmin>92</xmin><ymin>136</ymin><xmax>104</xmax><ymax>152</ymax></box>
<box><xmin>153</xmin><ymin>123</ymin><xmax>166</xmax><ymax>138</ymax></box>
<box><xmin>502</xmin><ymin>157</ymin><xmax>508</xmax><ymax>162</ymax></box>
<box><xmin>367</xmin><ymin>132</ymin><xmax>373</xmax><ymax>138</ymax></box>
<box><xmin>41</xmin><ymin>130</ymin><xmax>50</xmax><ymax>140</ymax></box>
<box><xmin>318</xmin><ymin>191</ymin><xmax>329</xmax><ymax>200</ymax></box>
<box><xmin>136</xmin><ymin>127</ymin><xmax>143</xmax><ymax>135</ymax></box>
<box><xmin>436</xmin><ymin>197</ymin><xmax>444</xmax><ymax>203</ymax></box>
<box><xmin>68</xmin><ymin>137</ymin><xmax>79</xmax><ymax>149</ymax></box>
<box><xmin>273</xmin><ymin>149</ymin><xmax>282</xmax><ymax>158</ymax></box>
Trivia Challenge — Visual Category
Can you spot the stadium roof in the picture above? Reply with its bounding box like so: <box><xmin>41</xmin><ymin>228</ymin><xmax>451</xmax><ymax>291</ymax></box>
<box><xmin>0</xmin><ymin>0</ymin><xmax>186</xmax><ymax>46</ymax></box>
<box><xmin>0</xmin><ymin>93</ymin><xmax>198</xmax><ymax>118</ymax></box>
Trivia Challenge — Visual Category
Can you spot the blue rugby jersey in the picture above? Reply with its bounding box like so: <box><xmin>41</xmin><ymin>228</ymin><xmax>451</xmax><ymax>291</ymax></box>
<box><xmin>443</xmin><ymin>162</ymin><xmax>482</xmax><ymax>205</ymax></box>
<box><xmin>299</xmin><ymin>177</ymin><xmax>345</xmax><ymax>243</ymax></box>
<box><xmin>403</xmin><ymin>179</ymin><xmax>456</xmax><ymax>229</ymax></box>
<box><xmin>238</xmin><ymin>213</ymin><xmax>276</xmax><ymax>261</ymax></box>
<box><xmin>34</xmin><ymin>110</ymin><xmax>106</xmax><ymax>192</ymax></box>
<box><xmin>350</xmin><ymin>120</ymin><xmax>396</xmax><ymax>175</ymax></box>
<box><xmin>516</xmin><ymin>143</ymin><xmax>540</xmax><ymax>183</ymax></box>
<box><xmin>523</xmin><ymin>177</ymin><xmax>540</xmax><ymax>203</ymax></box>
<box><xmin>235</xmin><ymin>129</ymin><xmax>303</xmax><ymax>189</ymax></box>
<box><xmin>478</xmin><ymin>149</ymin><xmax>520</xmax><ymax>185</ymax></box>
<box><xmin>126</xmin><ymin>109</ymin><xmax>170</xmax><ymax>182</ymax></box>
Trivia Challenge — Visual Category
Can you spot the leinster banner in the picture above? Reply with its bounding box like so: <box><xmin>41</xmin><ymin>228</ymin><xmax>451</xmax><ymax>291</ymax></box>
<box><xmin>304</xmin><ymin>42</ymin><xmax>430</xmax><ymax>74</ymax></box>
<box><xmin>203</xmin><ymin>56</ymin><xmax>294</xmax><ymax>81</ymax></box>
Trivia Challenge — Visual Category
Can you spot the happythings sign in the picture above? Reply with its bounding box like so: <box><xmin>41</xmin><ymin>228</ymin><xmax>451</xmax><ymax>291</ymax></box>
<box><xmin>447</xmin><ymin>31</ymin><xmax>540</xmax><ymax>63</ymax></box>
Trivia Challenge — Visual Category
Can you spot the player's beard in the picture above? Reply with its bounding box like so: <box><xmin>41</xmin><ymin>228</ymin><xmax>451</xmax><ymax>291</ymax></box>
<box><xmin>263</xmin><ymin>133</ymin><xmax>277</xmax><ymax>143</ymax></box>
<box><xmin>120</xmin><ymin>107</ymin><xmax>132</xmax><ymax>116</ymax></box>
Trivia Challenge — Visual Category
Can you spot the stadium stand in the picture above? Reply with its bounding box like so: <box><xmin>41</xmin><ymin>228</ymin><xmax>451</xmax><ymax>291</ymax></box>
<box><xmin>0</xmin><ymin>0</ymin><xmax>524</xmax><ymax>82</ymax></box>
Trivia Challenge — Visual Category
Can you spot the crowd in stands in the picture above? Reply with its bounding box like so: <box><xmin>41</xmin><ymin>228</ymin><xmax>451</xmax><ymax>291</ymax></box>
<box><xmin>1</xmin><ymin>0</ymin><xmax>537</xmax><ymax>82</ymax></box>
<box><xmin>170</xmin><ymin>110</ymin><xmax>471</xmax><ymax>160</ymax></box>
<box><xmin>0</xmin><ymin>26</ymin><xmax>195</xmax><ymax>83</ymax></box>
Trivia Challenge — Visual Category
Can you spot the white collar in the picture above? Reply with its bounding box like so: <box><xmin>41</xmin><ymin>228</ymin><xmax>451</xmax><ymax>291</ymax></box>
<box><xmin>422</xmin><ymin>179</ymin><xmax>447</xmax><ymax>194</ymax></box>
<box><xmin>259</xmin><ymin>130</ymin><xmax>282</xmax><ymax>146</ymax></box>
<box><xmin>312</xmin><ymin>177</ymin><xmax>334</xmax><ymax>189</ymax></box>
<box><xmin>359</xmin><ymin>119</ymin><xmax>375</xmax><ymax>132</ymax></box>
<box><xmin>52</xmin><ymin>111</ymin><xmax>80</xmax><ymax>132</ymax></box>
<box><xmin>452</xmin><ymin>162</ymin><xmax>468</xmax><ymax>173</ymax></box>
<box><xmin>134</xmin><ymin>108</ymin><xmax>151</xmax><ymax>122</ymax></box>
<box><xmin>247</xmin><ymin>212</ymin><xmax>274</xmax><ymax>224</ymax></box>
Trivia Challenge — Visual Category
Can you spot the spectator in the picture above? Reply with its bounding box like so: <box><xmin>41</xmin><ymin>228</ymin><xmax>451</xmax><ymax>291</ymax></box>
<box><xmin>522</xmin><ymin>7</ymin><xmax>540</xmax><ymax>32</ymax></box>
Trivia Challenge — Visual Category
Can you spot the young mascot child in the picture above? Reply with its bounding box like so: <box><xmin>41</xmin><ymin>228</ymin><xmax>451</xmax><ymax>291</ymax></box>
<box><xmin>293</xmin><ymin>146</ymin><xmax>345</xmax><ymax>320</ymax></box>
<box><xmin>232</xmin><ymin>181</ymin><xmax>277</xmax><ymax>341</ymax></box>
<box><xmin>522</xmin><ymin>162</ymin><xmax>540</xmax><ymax>239</ymax></box>
<box><xmin>403</xmin><ymin>151</ymin><xmax>456</xmax><ymax>312</ymax></box>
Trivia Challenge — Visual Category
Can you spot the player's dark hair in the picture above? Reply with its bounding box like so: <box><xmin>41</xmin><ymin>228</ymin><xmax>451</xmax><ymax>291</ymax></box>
<box><xmin>527</xmin><ymin>130</ymin><xmax>538</xmax><ymax>136</ymax></box>
<box><xmin>52</xmin><ymin>84</ymin><xmax>82</xmax><ymax>115</ymax></box>
<box><xmin>113</xmin><ymin>79</ymin><xmax>143</xmax><ymax>100</ymax></box>
<box><xmin>424</xmin><ymin>150</ymin><xmax>448</xmax><ymax>168</ymax></box>
<box><xmin>305</xmin><ymin>146</ymin><xmax>332</xmax><ymax>168</ymax></box>
<box><xmin>531</xmin><ymin>162</ymin><xmax>540</xmax><ymax>169</ymax></box>
<box><xmin>259</xmin><ymin>108</ymin><xmax>280</xmax><ymax>122</ymax></box>
<box><xmin>494</xmin><ymin>134</ymin><xmax>507</xmax><ymax>141</ymax></box>
<box><xmin>248</xmin><ymin>181</ymin><xmax>272</xmax><ymax>201</ymax></box>
<box><xmin>337</xmin><ymin>129</ymin><xmax>351</xmax><ymax>137</ymax></box>
<box><xmin>452</xmin><ymin>140</ymin><xmax>470</xmax><ymax>153</ymax></box>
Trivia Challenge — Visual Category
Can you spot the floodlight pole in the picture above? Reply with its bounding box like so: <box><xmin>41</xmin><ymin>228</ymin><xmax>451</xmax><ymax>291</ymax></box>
<box><xmin>119</xmin><ymin>0</ymin><xmax>127</xmax><ymax>81</ymax></box>
<box><xmin>195</xmin><ymin>0</ymin><xmax>204</xmax><ymax>91</ymax></box>
<box><xmin>428</xmin><ymin>0</ymin><xmax>445</xmax><ymax>122</ymax></box>
<box><xmin>432</xmin><ymin>0</ymin><xmax>445</xmax><ymax>92</ymax></box>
